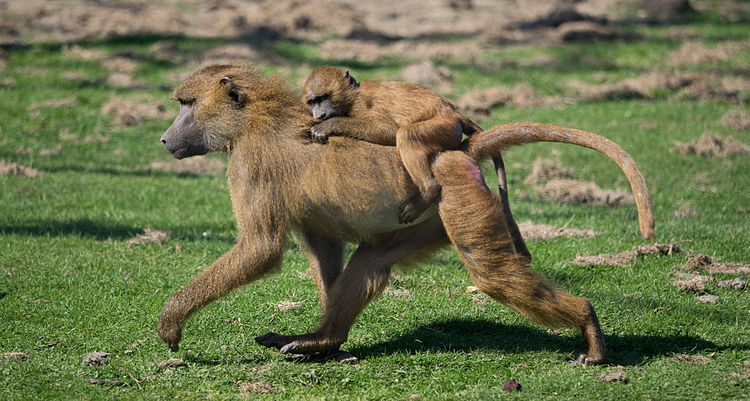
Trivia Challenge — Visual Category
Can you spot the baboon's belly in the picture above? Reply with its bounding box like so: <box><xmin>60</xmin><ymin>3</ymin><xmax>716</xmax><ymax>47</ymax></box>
<box><xmin>299</xmin><ymin>138</ymin><xmax>436</xmax><ymax>240</ymax></box>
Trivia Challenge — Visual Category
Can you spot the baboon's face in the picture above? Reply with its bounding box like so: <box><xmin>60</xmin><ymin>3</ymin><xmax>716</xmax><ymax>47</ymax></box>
<box><xmin>161</xmin><ymin>69</ymin><xmax>247</xmax><ymax>158</ymax></box>
<box><xmin>302</xmin><ymin>66</ymin><xmax>359</xmax><ymax>120</ymax></box>
<box><xmin>160</xmin><ymin>102</ymin><xmax>208</xmax><ymax>159</ymax></box>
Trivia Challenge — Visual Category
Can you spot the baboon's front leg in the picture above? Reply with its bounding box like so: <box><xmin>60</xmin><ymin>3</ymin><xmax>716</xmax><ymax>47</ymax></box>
<box><xmin>157</xmin><ymin>237</ymin><xmax>283</xmax><ymax>351</ymax></box>
<box><xmin>256</xmin><ymin>218</ymin><xmax>449</xmax><ymax>354</ymax></box>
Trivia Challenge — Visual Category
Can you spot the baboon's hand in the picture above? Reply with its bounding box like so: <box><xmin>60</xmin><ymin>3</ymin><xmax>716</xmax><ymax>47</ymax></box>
<box><xmin>156</xmin><ymin>316</ymin><xmax>182</xmax><ymax>352</ymax></box>
<box><xmin>310</xmin><ymin>121</ymin><xmax>335</xmax><ymax>144</ymax></box>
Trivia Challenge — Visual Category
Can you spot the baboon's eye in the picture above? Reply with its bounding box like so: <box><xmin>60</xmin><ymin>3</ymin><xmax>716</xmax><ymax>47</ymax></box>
<box><xmin>178</xmin><ymin>98</ymin><xmax>194</xmax><ymax>106</ymax></box>
<box><xmin>316</xmin><ymin>94</ymin><xmax>330</xmax><ymax>103</ymax></box>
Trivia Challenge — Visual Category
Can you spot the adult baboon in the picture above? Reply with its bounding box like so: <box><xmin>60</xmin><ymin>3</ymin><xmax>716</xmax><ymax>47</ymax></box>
<box><xmin>157</xmin><ymin>64</ymin><xmax>655</xmax><ymax>365</ymax></box>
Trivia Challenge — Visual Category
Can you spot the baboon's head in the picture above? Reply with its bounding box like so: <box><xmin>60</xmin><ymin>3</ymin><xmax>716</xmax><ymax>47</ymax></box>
<box><xmin>301</xmin><ymin>66</ymin><xmax>359</xmax><ymax>121</ymax></box>
<box><xmin>160</xmin><ymin>65</ymin><xmax>262</xmax><ymax>158</ymax></box>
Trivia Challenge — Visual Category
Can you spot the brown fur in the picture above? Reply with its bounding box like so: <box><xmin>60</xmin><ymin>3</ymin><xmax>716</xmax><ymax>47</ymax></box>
<box><xmin>302</xmin><ymin>66</ymin><xmax>505</xmax><ymax>227</ymax></box>
<box><xmin>157</xmin><ymin>64</ymin><xmax>656</xmax><ymax>365</ymax></box>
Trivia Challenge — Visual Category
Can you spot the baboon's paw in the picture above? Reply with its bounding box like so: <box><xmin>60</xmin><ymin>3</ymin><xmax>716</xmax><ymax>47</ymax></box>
<box><xmin>575</xmin><ymin>353</ymin><xmax>605</xmax><ymax>366</ymax></box>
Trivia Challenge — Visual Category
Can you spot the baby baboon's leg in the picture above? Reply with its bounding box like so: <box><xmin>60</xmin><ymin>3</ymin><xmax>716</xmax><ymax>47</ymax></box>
<box><xmin>256</xmin><ymin>218</ymin><xmax>449</xmax><ymax>354</ymax></box>
<box><xmin>396</xmin><ymin>118</ymin><xmax>463</xmax><ymax>224</ymax></box>
<box><xmin>298</xmin><ymin>230</ymin><xmax>345</xmax><ymax>312</ymax></box>
<box><xmin>158</xmin><ymin>236</ymin><xmax>284</xmax><ymax>351</ymax></box>
<box><xmin>433</xmin><ymin>151</ymin><xmax>606</xmax><ymax>364</ymax></box>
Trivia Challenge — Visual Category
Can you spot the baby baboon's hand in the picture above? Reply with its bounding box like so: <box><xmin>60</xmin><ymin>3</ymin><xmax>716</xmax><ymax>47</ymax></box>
<box><xmin>310</xmin><ymin>121</ymin><xmax>335</xmax><ymax>144</ymax></box>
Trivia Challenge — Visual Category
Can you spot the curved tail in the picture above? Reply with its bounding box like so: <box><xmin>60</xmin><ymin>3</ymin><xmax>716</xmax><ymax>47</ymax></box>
<box><xmin>462</xmin><ymin>122</ymin><xmax>655</xmax><ymax>241</ymax></box>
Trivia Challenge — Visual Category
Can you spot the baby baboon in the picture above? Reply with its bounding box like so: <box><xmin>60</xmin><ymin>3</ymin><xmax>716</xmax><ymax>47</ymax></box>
<box><xmin>302</xmin><ymin>66</ymin><xmax>479</xmax><ymax>224</ymax></box>
<box><xmin>157</xmin><ymin>64</ymin><xmax>655</xmax><ymax>365</ymax></box>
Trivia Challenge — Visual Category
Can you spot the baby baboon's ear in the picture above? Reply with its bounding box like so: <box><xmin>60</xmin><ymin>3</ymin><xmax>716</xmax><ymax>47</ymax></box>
<box><xmin>220</xmin><ymin>76</ymin><xmax>245</xmax><ymax>105</ymax></box>
<box><xmin>344</xmin><ymin>70</ymin><xmax>359</xmax><ymax>89</ymax></box>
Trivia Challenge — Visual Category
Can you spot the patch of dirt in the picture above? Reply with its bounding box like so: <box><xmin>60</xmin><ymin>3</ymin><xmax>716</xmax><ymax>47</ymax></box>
<box><xmin>457</xmin><ymin>84</ymin><xmax>559</xmax><ymax>120</ymax></box>
<box><xmin>599</xmin><ymin>372</ymin><xmax>630</xmax><ymax>383</ymax></box>
<box><xmin>522</xmin><ymin>158</ymin><xmax>634</xmax><ymax>206</ymax></box>
<box><xmin>570</xmin><ymin>251</ymin><xmax>635</xmax><ymax>268</ymax></box>
<box><xmin>696</xmin><ymin>294</ymin><xmax>719</xmax><ymax>303</ymax></box>
<box><xmin>673</xmin><ymin>202</ymin><xmax>698</xmax><ymax>218</ymax></box>
<box><xmin>277</xmin><ymin>301</ymin><xmax>303</xmax><ymax>311</ymax></box>
<box><xmin>101</xmin><ymin>96</ymin><xmax>172</xmax><ymax>126</ymax></box>
<box><xmin>673</xmin><ymin>353</ymin><xmax>711</xmax><ymax>365</ymax></box>
<box><xmin>675</xmin><ymin>133</ymin><xmax>750</xmax><ymax>157</ymax></box>
<box><xmin>677</xmin><ymin>253</ymin><xmax>750</xmax><ymax>275</ymax></box>
<box><xmin>28</xmin><ymin>97</ymin><xmax>77</xmax><ymax>111</ymax></box>
<box><xmin>0</xmin><ymin>161</ymin><xmax>42</xmax><ymax>177</ymax></box>
<box><xmin>158</xmin><ymin>358</ymin><xmax>185</xmax><ymax>368</ymax></box>
<box><xmin>100</xmin><ymin>56</ymin><xmax>139</xmax><ymax>73</ymax></box>
<box><xmin>82</xmin><ymin>352</ymin><xmax>113</xmax><ymax>366</ymax></box>
<box><xmin>88</xmin><ymin>378</ymin><xmax>125</xmax><ymax>386</ymax></box>
<box><xmin>1</xmin><ymin>352</ymin><xmax>30</xmax><ymax>360</ymax></box>
<box><xmin>536</xmin><ymin>179</ymin><xmax>634</xmax><ymax>206</ymax></box>
<box><xmin>569</xmin><ymin>242</ymin><xmax>682</xmax><ymax>267</ymax></box>
<box><xmin>195</xmin><ymin>44</ymin><xmax>261</xmax><ymax>67</ymax></box>
<box><xmin>239</xmin><ymin>380</ymin><xmax>276</xmax><ymax>395</ymax></box>
<box><xmin>716</xmin><ymin>278</ymin><xmax>746</xmax><ymax>290</ymax></box>
<box><xmin>126</xmin><ymin>228</ymin><xmax>170</xmax><ymax>245</ymax></box>
<box><xmin>384</xmin><ymin>288</ymin><xmax>411</xmax><ymax>297</ymax></box>
<box><xmin>401</xmin><ymin>60</ymin><xmax>453</xmax><ymax>91</ymax></box>
<box><xmin>668</xmin><ymin>39</ymin><xmax>750</xmax><ymax>66</ymax></box>
<box><xmin>517</xmin><ymin>221</ymin><xmax>599</xmax><ymax>241</ymax></box>
<box><xmin>640</xmin><ymin>0</ymin><xmax>694</xmax><ymax>22</ymax></box>
<box><xmin>721</xmin><ymin>109</ymin><xmax>750</xmax><ymax>131</ymax></box>
<box><xmin>568</xmin><ymin>72</ymin><xmax>747</xmax><ymax>104</ymax></box>
<box><xmin>523</xmin><ymin>158</ymin><xmax>574</xmax><ymax>186</ymax></box>
<box><xmin>146</xmin><ymin>156</ymin><xmax>226</xmax><ymax>176</ymax></box>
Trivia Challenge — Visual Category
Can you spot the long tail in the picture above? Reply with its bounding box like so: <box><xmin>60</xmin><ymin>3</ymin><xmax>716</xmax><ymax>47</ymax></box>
<box><xmin>462</xmin><ymin>122</ymin><xmax>655</xmax><ymax>241</ymax></box>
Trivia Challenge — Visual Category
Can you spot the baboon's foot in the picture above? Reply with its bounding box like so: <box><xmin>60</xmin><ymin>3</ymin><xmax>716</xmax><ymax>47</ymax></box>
<box><xmin>156</xmin><ymin>317</ymin><xmax>183</xmax><ymax>352</ymax></box>
<box><xmin>255</xmin><ymin>332</ymin><xmax>345</xmax><ymax>355</ymax></box>
<box><xmin>398</xmin><ymin>194</ymin><xmax>429</xmax><ymax>224</ymax></box>
<box><xmin>576</xmin><ymin>312</ymin><xmax>606</xmax><ymax>365</ymax></box>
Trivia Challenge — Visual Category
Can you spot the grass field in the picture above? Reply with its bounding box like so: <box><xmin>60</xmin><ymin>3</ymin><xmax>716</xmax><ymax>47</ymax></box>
<box><xmin>1</xmin><ymin>2</ymin><xmax>749</xmax><ymax>400</ymax></box>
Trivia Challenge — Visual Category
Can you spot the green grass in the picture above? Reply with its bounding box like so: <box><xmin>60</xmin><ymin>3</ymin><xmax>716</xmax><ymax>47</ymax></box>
<box><xmin>1</xmin><ymin>5</ymin><xmax>749</xmax><ymax>400</ymax></box>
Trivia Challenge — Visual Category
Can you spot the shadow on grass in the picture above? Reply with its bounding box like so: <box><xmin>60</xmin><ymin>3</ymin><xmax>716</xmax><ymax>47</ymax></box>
<box><xmin>344</xmin><ymin>319</ymin><xmax>739</xmax><ymax>366</ymax></box>
<box><xmin>0</xmin><ymin>218</ymin><xmax>235</xmax><ymax>243</ymax></box>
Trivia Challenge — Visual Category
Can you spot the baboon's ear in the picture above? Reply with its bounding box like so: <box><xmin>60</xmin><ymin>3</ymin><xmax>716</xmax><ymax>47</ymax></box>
<box><xmin>220</xmin><ymin>76</ymin><xmax>245</xmax><ymax>105</ymax></box>
<box><xmin>344</xmin><ymin>70</ymin><xmax>359</xmax><ymax>89</ymax></box>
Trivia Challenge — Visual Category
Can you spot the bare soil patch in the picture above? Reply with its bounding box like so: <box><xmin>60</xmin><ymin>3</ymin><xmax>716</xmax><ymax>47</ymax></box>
<box><xmin>101</xmin><ymin>96</ymin><xmax>173</xmax><ymax>126</ymax></box>
<box><xmin>674</xmin><ymin>133</ymin><xmax>750</xmax><ymax>157</ymax></box>
<box><xmin>721</xmin><ymin>109</ymin><xmax>750</xmax><ymax>132</ymax></box>
<box><xmin>276</xmin><ymin>301</ymin><xmax>303</xmax><ymax>311</ymax></box>
<box><xmin>668</xmin><ymin>39</ymin><xmax>750</xmax><ymax>66</ymax></box>
<box><xmin>82</xmin><ymin>352</ymin><xmax>113</xmax><ymax>366</ymax></box>
<box><xmin>0</xmin><ymin>161</ymin><xmax>42</xmax><ymax>177</ymax></box>
<box><xmin>401</xmin><ymin>60</ymin><xmax>453</xmax><ymax>92</ymax></box>
<box><xmin>569</xmin><ymin>242</ymin><xmax>682</xmax><ymax>267</ymax></box>
<box><xmin>1</xmin><ymin>352</ymin><xmax>30</xmax><ymax>360</ymax></box>
<box><xmin>457</xmin><ymin>85</ymin><xmax>559</xmax><ymax>120</ymax></box>
<box><xmin>126</xmin><ymin>228</ymin><xmax>170</xmax><ymax>245</ymax></box>
<box><xmin>158</xmin><ymin>358</ymin><xmax>185</xmax><ymax>368</ymax></box>
<box><xmin>676</xmin><ymin>253</ymin><xmax>750</xmax><ymax>275</ymax></box>
<box><xmin>239</xmin><ymin>380</ymin><xmax>276</xmax><ymax>395</ymax></box>
<box><xmin>517</xmin><ymin>221</ymin><xmax>599</xmax><ymax>241</ymax></box>
<box><xmin>536</xmin><ymin>179</ymin><xmax>634</xmax><ymax>206</ymax></box>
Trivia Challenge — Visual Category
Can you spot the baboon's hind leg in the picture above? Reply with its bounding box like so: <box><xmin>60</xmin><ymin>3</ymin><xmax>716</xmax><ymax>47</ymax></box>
<box><xmin>433</xmin><ymin>151</ymin><xmax>606</xmax><ymax>364</ymax></box>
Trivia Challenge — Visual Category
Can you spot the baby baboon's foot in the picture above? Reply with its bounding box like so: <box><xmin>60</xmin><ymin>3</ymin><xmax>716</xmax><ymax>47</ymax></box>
<box><xmin>255</xmin><ymin>332</ymin><xmax>344</xmax><ymax>355</ymax></box>
<box><xmin>398</xmin><ymin>194</ymin><xmax>428</xmax><ymax>224</ymax></box>
<box><xmin>575</xmin><ymin>352</ymin><xmax>605</xmax><ymax>366</ymax></box>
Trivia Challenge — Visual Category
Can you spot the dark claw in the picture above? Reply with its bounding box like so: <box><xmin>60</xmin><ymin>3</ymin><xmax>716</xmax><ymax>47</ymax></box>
<box><xmin>255</xmin><ymin>332</ymin><xmax>289</xmax><ymax>349</ymax></box>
